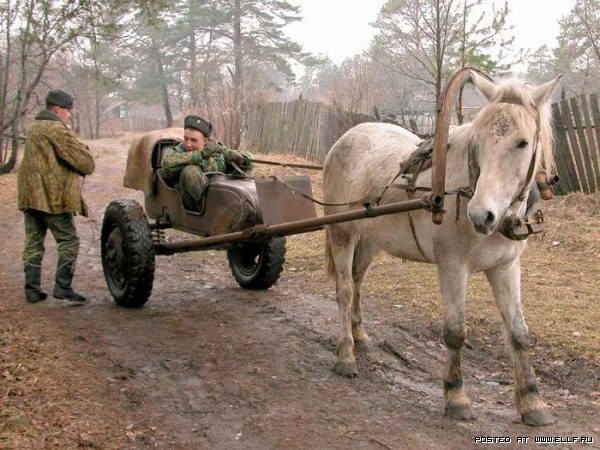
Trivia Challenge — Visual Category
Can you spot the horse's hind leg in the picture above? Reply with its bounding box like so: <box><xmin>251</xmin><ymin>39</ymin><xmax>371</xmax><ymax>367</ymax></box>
<box><xmin>438</xmin><ymin>263</ymin><xmax>476</xmax><ymax>421</ymax></box>
<box><xmin>485</xmin><ymin>259</ymin><xmax>554</xmax><ymax>426</ymax></box>
<box><xmin>329</xmin><ymin>227</ymin><xmax>359</xmax><ymax>377</ymax></box>
<box><xmin>351</xmin><ymin>240</ymin><xmax>376</xmax><ymax>352</ymax></box>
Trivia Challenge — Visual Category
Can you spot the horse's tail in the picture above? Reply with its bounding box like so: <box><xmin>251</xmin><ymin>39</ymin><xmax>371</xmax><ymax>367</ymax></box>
<box><xmin>325</xmin><ymin>228</ymin><xmax>336</xmax><ymax>280</ymax></box>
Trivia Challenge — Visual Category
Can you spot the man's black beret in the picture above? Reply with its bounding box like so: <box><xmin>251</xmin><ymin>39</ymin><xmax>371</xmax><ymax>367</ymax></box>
<box><xmin>184</xmin><ymin>115</ymin><xmax>212</xmax><ymax>137</ymax></box>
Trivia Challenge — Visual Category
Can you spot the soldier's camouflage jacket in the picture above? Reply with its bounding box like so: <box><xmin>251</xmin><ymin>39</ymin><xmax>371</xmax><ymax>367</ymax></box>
<box><xmin>17</xmin><ymin>110</ymin><xmax>95</xmax><ymax>214</ymax></box>
<box><xmin>161</xmin><ymin>139</ymin><xmax>254</xmax><ymax>181</ymax></box>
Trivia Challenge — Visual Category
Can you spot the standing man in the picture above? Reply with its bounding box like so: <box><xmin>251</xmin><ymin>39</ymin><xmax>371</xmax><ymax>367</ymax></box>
<box><xmin>17</xmin><ymin>90</ymin><xmax>95</xmax><ymax>303</ymax></box>
<box><xmin>161</xmin><ymin>115</ymin><xmax>253</xmax><ymax>211</ymax></box>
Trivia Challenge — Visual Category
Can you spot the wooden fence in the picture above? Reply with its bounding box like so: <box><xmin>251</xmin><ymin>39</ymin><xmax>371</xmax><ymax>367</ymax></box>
<box><xmin>242</xmin><ymin>100</ymin><xmax>372</xmax><ymax>163</ymax></box>
<box><xmin>244</xmin><ymin>96</ymin><xmax>600</xmax><ymax>196</ymax></box>
<box><xmin>552</xmin><ymin>93</ymin><xmax>600</xmax><ymax>195</ymax></box>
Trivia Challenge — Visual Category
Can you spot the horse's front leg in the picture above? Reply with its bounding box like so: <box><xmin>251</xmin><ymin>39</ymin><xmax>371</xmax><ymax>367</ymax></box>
<box><xmin>485</xmin><ymin>258</ymin><xmax>555</xmax><ymax>426</ymax></box>
<box><xmin>438</xmin><ymin>263</ymin><xmax>476</xmax><ymax>421</ymax></box>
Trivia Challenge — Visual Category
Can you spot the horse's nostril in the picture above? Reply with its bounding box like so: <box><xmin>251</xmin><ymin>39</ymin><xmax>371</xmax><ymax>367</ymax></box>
<box><xmin>485</xmin><ymin>211</ymin><xmax>496</xmax><ymax>226</ymax></box>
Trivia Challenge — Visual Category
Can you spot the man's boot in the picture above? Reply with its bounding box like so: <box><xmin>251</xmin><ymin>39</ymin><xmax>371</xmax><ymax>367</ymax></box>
<box><xmin>53</xmin><ymin>258</ymin><xmax>86</xmax><ymax>302</ymax></box>
<box><xmin>24</xmin><ymin>265</ymin><xmax>48</xmax><ymax>303</ymax></box>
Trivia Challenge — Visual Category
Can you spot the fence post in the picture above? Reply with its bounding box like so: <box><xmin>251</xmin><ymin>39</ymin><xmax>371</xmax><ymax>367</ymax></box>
<box><xmin>570</xmin><ymin>97</ymin><xmax>595</xmax><ymax>192</ymax></box>
<box><xmin>560</xmin><ymin>99</ymin><xmax>589</xmax><ymax>193</ymax></box>
<box><xmin>552</xmin><ymin>103</ymin><xmax>578</xmax><ymax>194</ymax></box>
<box><xmin>580</xmin><ymin>94</ymin><xmax>600</xmax><ymax>191</ymax></box>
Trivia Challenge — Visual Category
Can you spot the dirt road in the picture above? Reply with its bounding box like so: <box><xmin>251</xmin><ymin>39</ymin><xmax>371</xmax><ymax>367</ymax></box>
<box><xmin>1</xmin><ymin>136</ymin><xmax>598</xmax><ymax>449</ymax></box>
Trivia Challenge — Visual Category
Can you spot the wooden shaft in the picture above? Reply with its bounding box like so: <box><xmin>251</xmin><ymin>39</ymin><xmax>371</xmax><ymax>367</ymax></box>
<box><xmin>251</xmin><ymin>158</ymin><xmax>323</xmax><ymax>170</ymax></box>
<box><xmin>431</xmin><ymin>66</ymin><xmax>494</xmax><ymax>224</ymax></box>
<box><xmin>154</xmin><ymin>197</ymin><xmax>431</xmax><ymax>255</ymax></box>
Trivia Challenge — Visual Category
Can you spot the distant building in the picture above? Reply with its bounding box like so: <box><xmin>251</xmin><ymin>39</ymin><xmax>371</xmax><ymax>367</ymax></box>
<box><xmin>102</xmin><ymin>101</ymin><xmax>128</xmax><ymax>120</ymax></box>
<box><xmin>99</xmin><ymin>101</ymin><xmax>178</xmax><ymax>136</ymax></box>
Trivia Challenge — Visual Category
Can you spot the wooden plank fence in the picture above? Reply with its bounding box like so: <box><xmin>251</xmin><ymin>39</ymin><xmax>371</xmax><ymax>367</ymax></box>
<box><xmin>242</xmin><ymin>100</ymin><xmax>372</xmax><ymax>163</ymax></box>
<box><xmin>552</xmin><ymin>93</ymin><xmax>600</xmax><ymax>195</ymax></box>
<box><xmin>244</xmin><ymin>96</ymin><xmax>600</xmax><ymax>196</ymax></box>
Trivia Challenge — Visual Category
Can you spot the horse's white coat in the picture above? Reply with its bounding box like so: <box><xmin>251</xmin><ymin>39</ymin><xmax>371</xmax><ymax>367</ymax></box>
<box><xmin>323</xmin><ymin>74</ymin><xmax>562</xmax><ymax>425</ymax></box>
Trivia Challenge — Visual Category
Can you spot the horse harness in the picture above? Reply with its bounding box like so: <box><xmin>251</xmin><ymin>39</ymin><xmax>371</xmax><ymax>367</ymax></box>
<box><xmin>371</xmin><ymin>97</ymin><xmax>545</xmax><ymax>261</ymax></box>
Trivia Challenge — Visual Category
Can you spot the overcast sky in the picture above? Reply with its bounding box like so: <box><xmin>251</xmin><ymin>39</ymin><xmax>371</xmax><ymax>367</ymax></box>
<box><xmin>286</xmin><ymin>0</ymin><xmax>575</xmax><ymax>66</ymax></box>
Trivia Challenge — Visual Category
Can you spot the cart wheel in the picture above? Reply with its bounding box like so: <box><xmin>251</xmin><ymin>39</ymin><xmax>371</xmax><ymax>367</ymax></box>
<box><xmin>227</xmin><ymin>237</ymin><xmax>286</xmax><ymax>290</ymax></box>
<box><xmin>101</xmin><ymin>199</ymin><xmax>155</xmax><ymax>307</ymax></box>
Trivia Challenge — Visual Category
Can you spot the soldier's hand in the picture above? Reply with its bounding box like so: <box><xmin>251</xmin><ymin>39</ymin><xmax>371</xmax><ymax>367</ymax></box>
<box><xmin>238</xmin><ymin>154</ymin><xmax>254</xmax><ymax>171</ymax></box>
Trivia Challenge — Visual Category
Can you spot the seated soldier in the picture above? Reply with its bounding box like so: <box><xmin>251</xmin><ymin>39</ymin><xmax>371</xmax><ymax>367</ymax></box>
<box><xmin>161</xmin><ymin>115</ymin><xmax>254</xmax><ymax>211</ymax></box>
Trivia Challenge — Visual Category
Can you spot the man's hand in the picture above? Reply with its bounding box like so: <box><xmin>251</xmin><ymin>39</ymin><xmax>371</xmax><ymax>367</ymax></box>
<box><xmin>202</xmin><ymin>143</ymin><xmax>221</xmax><ymax>158</ymax></box>
<box><xmin>236</xmin><ymin>151</ymin><xmax>254</xmax><ymax>171</ymax></box>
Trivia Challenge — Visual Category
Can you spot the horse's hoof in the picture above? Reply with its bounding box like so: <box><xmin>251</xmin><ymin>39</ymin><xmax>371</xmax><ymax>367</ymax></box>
<box><xmin>354</xmin><ymin>338</ymin><xmax>371</xmax><ymax>353</ymax></box>
<box><xmin>333</xmin><ymin>360</ymin><xmax>359</xmax><ymax>378</ymax></box>
<box><xmin>521</xmin><ymin>409</ymin><xmax>555</xmax><ymax>426</ymax></box>
<box><xmin>445</xmin><ymin>404</ymin><xmax>477</xmax><ymax>421</ymax></box>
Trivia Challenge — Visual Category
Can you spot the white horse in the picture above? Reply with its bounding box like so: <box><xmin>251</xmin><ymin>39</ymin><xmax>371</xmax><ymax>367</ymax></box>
<box><xmin>323</xmin><ymin>73</ymin><xmax>561</xmax><ymax>426</ymax></box>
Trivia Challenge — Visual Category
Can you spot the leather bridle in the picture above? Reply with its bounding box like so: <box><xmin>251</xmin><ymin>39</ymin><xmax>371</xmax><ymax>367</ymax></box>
<box><xmin>467</xmin><ymin>95</ymin><xmax>541</xmax><ymax>212</ymax></box>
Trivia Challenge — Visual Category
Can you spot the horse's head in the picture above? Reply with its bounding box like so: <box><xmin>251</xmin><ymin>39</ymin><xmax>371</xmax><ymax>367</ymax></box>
<box><xmin>465</xmin><ymin>73</ymin><xmax>561</xmax><ymax>235</ymax></box>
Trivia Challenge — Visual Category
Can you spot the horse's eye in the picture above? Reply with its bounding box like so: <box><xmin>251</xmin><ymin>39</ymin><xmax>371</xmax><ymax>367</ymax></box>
<box><xmin>516</xmin><ymin>139</ymin><xmax>528</xmax><ymax>149</ymax></box>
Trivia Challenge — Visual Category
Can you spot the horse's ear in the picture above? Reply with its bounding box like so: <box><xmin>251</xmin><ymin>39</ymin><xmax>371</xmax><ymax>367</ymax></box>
<box><xmin>531</xmin><ymin>75</ymin><xmax>563</xmax><ymax>107</ymax></box>
<box><xmin>470</xmin><ymin>71</ymin><xmax>497</xmax><ymax>102</ymax></box>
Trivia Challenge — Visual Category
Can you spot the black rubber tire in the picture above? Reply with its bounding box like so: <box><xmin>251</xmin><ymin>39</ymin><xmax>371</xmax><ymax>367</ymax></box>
<box><xmin>101</xmin><ymin>199</ymin><xmax>155</xmax><ymax>307</ymax></box>
<box><xmin>227</xmin><ymin>237</ymin><xmax>286</xmax><ymax>290</ymax></box>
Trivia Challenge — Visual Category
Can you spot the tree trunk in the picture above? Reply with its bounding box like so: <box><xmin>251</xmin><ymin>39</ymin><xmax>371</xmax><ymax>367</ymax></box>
<box><xmin>1</xmin><ymin>0</ymin><xmax>33</xmax><ymax>175</ymax></box>
<box><xmin>86</xmin><ymin>78</ymin><xmax>95</xmax><ymax>139</ymax></box>
<box><xmin>0</xmin><ymin>0</ymin><xmax>12</xmax><ymax>145</ymax></box>
<box><xmin>456</xmin><ymin>0</ymin><xmax>466</xmax><ymax>125</ymax></box>
<box><xmin>94</xmin><ymin>59</ymin><xmax>101</xmax><ymax>139</ymax></box>
<box><xmin>232</xmin><ymin>0</ymin><xmax>243</xmax><ymax>148</ymax></box>
<box><xmin>158</xmin><ymin>60</ymin><xmax>173</xmax><ymax>127</ymax></box>
<box><xmin>0</xmin><ymin>49</ymin><xmax>7</xmax><ymax>163</ymax></box>
<box><xmin>201</xmin><ymin>32</ymin><xmax>215</xmax><ymax>122</ymax></box>
<box><xmin>434</xmin><ymin>0</ymin><xmax>443</xmax><ymax>107</ymax></box>
<box><xmin>0</xmin><ymin>123</ymin><xmax>19</xmax><ymax>174</ymax></box>
<box><xmin>94</xmin><ymin>92</ymin><xmax>101</xmax><ymax>139</ymax></box>
<box><xmin>189</xmin><ymin>31</ymin><xmax>199</xmax><ymax>109</ymax></box>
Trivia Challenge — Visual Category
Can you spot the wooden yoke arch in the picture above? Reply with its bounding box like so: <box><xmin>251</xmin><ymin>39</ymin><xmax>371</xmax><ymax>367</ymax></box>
<box><xmin>431</xmin><ymin>67</ymin><xmax>494</xmax><ymax>224</ymax></box>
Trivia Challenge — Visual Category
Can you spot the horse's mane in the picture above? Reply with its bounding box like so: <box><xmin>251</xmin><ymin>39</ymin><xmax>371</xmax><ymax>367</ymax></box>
<box><xmin>536</xmin><ymin>91</ymin><xmax>557</xmax><ymax>175</ymax></box>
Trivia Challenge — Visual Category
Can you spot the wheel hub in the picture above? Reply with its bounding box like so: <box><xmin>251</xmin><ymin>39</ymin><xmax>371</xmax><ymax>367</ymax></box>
<box><xmin>106</xmin><ymin>227</ymin><xmax>127</xmax><ymax>289</ymax></box>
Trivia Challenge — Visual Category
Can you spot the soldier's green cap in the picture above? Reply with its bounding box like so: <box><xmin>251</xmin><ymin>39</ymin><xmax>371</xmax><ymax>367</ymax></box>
<box><xmin>184</xmin><ymin>115</ymin><xmax>212</xmax><ymax>137</ymax></box>
<box><xmin>46</xmin><ymin>89</ymin><xmax>74</xmax><ymax>109</ymax></box>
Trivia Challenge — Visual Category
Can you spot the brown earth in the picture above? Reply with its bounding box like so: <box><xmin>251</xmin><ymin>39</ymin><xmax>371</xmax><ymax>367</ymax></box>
<box><xmin>1</xmin><ymin>134</ymin><xmax>599</xmax><ymax>449</ymax></box>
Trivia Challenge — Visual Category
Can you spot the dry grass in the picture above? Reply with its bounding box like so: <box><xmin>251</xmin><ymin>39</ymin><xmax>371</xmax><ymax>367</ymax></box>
<box><xmin>0</xmin><ymin>301</ymin><xmax>125</xmax><ymax>449</ymax></box>
<box><xmin>522</xmin><ymin>193</ymin><xmax>600</xmax><ymax>361</ymax></box>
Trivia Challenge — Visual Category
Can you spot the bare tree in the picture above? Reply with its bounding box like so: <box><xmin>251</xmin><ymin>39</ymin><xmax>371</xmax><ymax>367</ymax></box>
<box><xmin>371</xmin><ymin>0</ymin><xmax>515</xmax><ymax>113</ymax></box>
<box><xmin>372</xmin><ymin>0</ymin><xmax>462</xmax><ymax>106</ymax></box>
<box><xmin>554</xmin><ymin>0</ymin><xmax>600</xmax><ymax>95</ymax></box>
<box><xmin>526</xmin><ymin>46</ymin><xmax>555</xmax><ymax>83</ymax></box>
<box><xmin>453</xmin><ymin>0</ymin><xmax>514</xmax><ymax>123</ymax></box>
<box><xmin>0</xmin><ymin>0</ymin><xmax>89</xmax><ymax>174</ymax></box>
<box><xmin>313</xmin><ymin>56</ymin><xmax>382</xmax><ymax>118</ymax></box>
<box><xmin>77</xmin><ymin>3</ymin><xmax>130</xmax><ymax>138</ymax></box>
